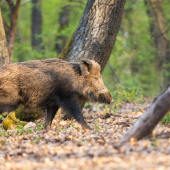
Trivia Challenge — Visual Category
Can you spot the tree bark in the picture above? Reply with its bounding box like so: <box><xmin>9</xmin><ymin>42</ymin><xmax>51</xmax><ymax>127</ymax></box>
<box><xmin>55</xmin><ymin>5</ymin><xmax>70</xmax><ymax>54</ymax></box>
<box><xmin>0</xmin><ymin>8</ymin><xmax>9</xmax><ymax>66</ymax></box>
<box><xmin>145</xmin><ymin>0</ymin><xmax>170</xmax><ymax>89</ymax></box>
<box><xmin>31</xmin><ymin>0</ymin><xmax>43</xmax><ymax>52</ymax></box>
<box><xmin>60</xmin><ymin>0</ymin><xmax>126</xmax><ymax>72</ymax></box>
<box><xmin>121</xmin><ymin>86</ymin><xmax>170</xmax><ymax>144</ymax></box>
<box><xmin>57</xmin><ymin>0</ymin><xmax>126</xmax><ymax>119</ymax></box>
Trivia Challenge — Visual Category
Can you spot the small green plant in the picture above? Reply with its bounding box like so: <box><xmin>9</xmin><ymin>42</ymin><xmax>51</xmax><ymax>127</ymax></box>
<box><xmin>84</xmin><ymin>102</ymin><xmax>91</xmax><ymax>108</ymax></box>
<box><xmin>0</xmin><ymin>128</ymin><xmax>8</xmax><ymax>138</ymax></box>
<box><xmin>69</xmin><ymin>121</ymin><xmax>75</xmax><ymax>128</ymax></box>
<box><xmin>34</xmin><ymin>136</ymin><xmax>40</xmax><ymax>143</ymax></box>
<box><xmin>94</xmin><ymin>120</ymin><xmax>100</xmax><ymax>132</ymax></box>
<box><xmin>16</xmin><ymin>128</ymin><xmax>25</xmax><ymax>136</ymax></box>
<box><xmin>112</xmin><ymin>84</ymin><xmax>143</xmax><ymax>108</ymax></box>
<box><xmin>37</xmin><ymin>122</ymin><xmax>44</xmax><ymax>131</ymax></box>
<box><xmin>27</xmin><ymin>129</ymin><xmax>34</xmax><ymax>134</ymax></box>
<box><xmin>0</xmin><ymin>112</ymin><xmax>8</xmax><ymax>122</ymax></box>
<box><xmin>104</xmin><ymin>105</ymin><xmax>110</xmax><ymax>114</ymax></box>
<box><xmin>161</xmin><ymin>112</ymin><xmax>170</xmax><ymax>124</ymax></box>
<box><xmin>58</xmin><ymin>128</ymin><xmax>62</xmax><ymax>132</ymax></box>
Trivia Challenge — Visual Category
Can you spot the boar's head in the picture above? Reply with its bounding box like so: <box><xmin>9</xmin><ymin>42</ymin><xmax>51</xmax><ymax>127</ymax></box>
<box><xmin>79</xmin><ymin>59</ymin><xmax>114</xmax><ymax>104</ymax></box>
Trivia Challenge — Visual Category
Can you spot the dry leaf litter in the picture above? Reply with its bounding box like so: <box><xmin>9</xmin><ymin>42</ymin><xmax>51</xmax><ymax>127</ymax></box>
<box><xmin>1</xmin><ymin>101</ymin><xmax>170</xmax><ymax>170</ymax></box>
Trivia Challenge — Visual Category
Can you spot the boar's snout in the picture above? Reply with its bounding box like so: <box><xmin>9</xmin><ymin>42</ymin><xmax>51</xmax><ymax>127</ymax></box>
<box><xmin>110</xmin><ymin>99</ymin><xmax>115</xmax><ymax>104</ymax></box>
<box><xmin>99</xmin><ymin>91</ymin><xmax>114</xmax><ymax>105</ymax></box>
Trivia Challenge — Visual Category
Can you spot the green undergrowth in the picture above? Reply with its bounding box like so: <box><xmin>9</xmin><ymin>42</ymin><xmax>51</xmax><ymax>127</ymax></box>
<box><xmin>0</xmin><ymin>112</ymin><xmax>8</xmax><ymax>123</ymax></box>
<box><xmin>112</xmin><ymin>84</ymin><xmax>144</xmax><ymax>108</ymax></box>
<box><xmin>0</xmin><ymin>120</ymin><xmax>44</xmax><ymax>138</ymax></box>
<box><xmin>161</xmin><ymin>113</ymin><xmax>170</xmax><ymax>124</ymax></box>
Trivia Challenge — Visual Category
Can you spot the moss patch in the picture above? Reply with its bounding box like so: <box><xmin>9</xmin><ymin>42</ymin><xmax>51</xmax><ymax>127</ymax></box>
<box><xmin>15</xmin><ymin>105</ymin><xmax>43</xmax><ymax>122</ymax></box>
<box><xmin>59</xmin><ymin>34</ymin><xmax>74</xmax><ymax>60</ymax></box>
<box><xmin>2</xmin><ymin>112</ymin><xmax>27</xmax><ymax>130</ymax></box>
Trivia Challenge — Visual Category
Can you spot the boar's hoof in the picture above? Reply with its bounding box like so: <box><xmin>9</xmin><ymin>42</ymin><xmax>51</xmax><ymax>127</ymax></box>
<box><xmin>80</xmin><ymin>121</ymin><xmax>92</xmax><ymax>130</ymax></box>
<box><xmin>45</xmin><ymin>125</ymin><xmax>51</xmax><ymax>131</ymax></box>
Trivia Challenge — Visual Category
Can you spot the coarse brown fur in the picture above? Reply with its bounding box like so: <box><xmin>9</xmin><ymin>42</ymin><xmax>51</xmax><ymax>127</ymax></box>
<box><xmin>0</xmin><ymin>58</ymin><xmax>113</xmax><ymax>130</ymax></box>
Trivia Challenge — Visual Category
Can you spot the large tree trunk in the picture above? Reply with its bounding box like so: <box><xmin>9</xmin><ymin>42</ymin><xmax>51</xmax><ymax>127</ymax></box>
<box><xmin>31</xmin><ymin>0</ymin><xmax>43</xmax><ymax>52</ymax></box>
<box><xmin>0</xmin><ymin>8</ymin><xmax>9</xmax><ymax>66</ymax></box>
<box><xmin>0</xmin><ymin>8</ymin><xmax>9</xmax><ymax>123</ymax></box>
<box><xmin>3</xmin><ymin>0</ymin><xmax>21</xmax><ymax>62</ymax></box>
<box><xmin>60</xmin><ymin>0</ymin><xmax>126</xmax><ymax>72</ymax></box>
<box><xmin>55</xmin><ymin>5</ymin><xmax>70</xmax><ymax>54</ymax></box>
<box><xmin>57</xmin><ymin>0</ymin><xmax>126</xmax><ymax>119</ymax></box>
<box><xmin>145</xmin><ymin>0</ymin><xmax>170</xmax><ymax>89</ymax></box>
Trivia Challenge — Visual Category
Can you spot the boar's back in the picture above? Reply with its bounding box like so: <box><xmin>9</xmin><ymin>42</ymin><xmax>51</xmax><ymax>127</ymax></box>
<box><xmin>0</xmin><ymin>58</ymin><xmax>78</xmax><ymax>109</ymax></box>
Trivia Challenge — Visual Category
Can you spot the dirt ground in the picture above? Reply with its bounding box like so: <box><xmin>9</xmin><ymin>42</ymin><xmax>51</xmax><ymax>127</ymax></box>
<box><xmin>1</xmin><ymin>102</ymin><xmax>170</xmax><ymax>170</ymax></box>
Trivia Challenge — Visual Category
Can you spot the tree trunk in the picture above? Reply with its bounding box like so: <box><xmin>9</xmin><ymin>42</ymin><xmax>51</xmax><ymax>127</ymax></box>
<box><xmin>145</xmin><ymin>0</ymin><xmax>170</xmax><ymax>89</ymax></box>
<box><xmin>0</xmin><ymin>8</ymin><xmax>9</xmax><ymax>124</ymax></box>
<box><xmin>0</xmin><ymin>8</ymin><xmax>9</xmax><ymax>66</ymax></box>
<box><xmin>121</xmin><ymin>86</ymin><xmax>170</xmax><ymax>143</ymax></box>
<box><xmin>3</xmin><ymin>0</ymin><xmax>21</xmax><ymax>62</ymax></box>
<box><xmin>57</xmin><ymin>0</ymin><xmax>126</xmax><ymax>119</ymax></box>
<box><xmin>31</xmin><ymin>0</ymin><xmax>43</xmax><ymax>52</ymax></box>
<box><xmin>60</xmin><ymin>0</ymin><xmax>126</xmax><ymax>72</ymax></box>
<box><xmin>55</xmin><ymin>5</ymin><xmax>70</xmax><ymax>54</ymax></box>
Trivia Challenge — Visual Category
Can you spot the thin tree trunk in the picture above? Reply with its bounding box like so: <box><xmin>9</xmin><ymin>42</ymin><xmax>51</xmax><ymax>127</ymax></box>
<box><xmin>121</xmin><ymin>86</ymin><xmax>170</xmax><ymax>143</ymax></box>
<box><xmin>4</xmin><ymin>0</ymin><xmax>21</xmax><ymax>62</ymax></box>
<box><xmin>0</xmin><ymin>8</ymin><xmax>9</xmax><ymax>66</ymax></box>
<box><xmin>107</xmin><ymin>61</ymin><xmax>123</xmax><ymax>85</ymax></box>
<box><xmin>31</xmin><ymin>0</ymin><xmax>43</xmax><ymax>52</ymax></box>
<box><xmin>55</xmin><ymin>5</ymin><xmax>70</xmax><ymax>54</ymax></box>
<box><xmin>57</xmin><ymin>0</ymin><xmax>126</xmax><ymax>119</ymax></box>
<box><xmin>145</xmin><ymin>0</ymin><xmax>170</xmax><ymax>89</ymax></box>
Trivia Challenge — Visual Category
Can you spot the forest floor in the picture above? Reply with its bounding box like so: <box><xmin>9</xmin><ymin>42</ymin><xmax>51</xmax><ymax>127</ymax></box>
<box><xmin>1</xmin><ymin>100</ymin><xmax>170</xmax><ymax>170</ymax></box>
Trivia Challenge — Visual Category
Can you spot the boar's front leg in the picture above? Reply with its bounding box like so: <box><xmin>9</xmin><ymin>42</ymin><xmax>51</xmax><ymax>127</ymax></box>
<box><xmin>60</xmin><ymin>97</ymin><xmax>91</xmax><ymax>130</ymax></box>
<box><xmin>45</xmin><ymin>105</ymin><xmax>59</xmax><ymax>131</ymax></box>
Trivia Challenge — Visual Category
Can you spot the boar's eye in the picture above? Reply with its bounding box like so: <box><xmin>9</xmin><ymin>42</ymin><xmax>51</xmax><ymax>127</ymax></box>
<box><xmin>94</xmin><ymin>77</ymin><xmax>99</xmax><ymax>82</ymax></box>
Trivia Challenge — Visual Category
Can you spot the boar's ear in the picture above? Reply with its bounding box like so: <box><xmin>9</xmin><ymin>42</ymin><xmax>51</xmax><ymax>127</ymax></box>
<box><xmin>80</xmin><ymin>59</ymin><xmax>93</xmax><ymax>75</ymax></box>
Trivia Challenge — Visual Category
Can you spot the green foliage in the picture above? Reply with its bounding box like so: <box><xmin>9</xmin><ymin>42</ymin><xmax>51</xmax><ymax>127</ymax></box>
<box><xmin>15</xmin><ymin>105</ymin><xmax>43</xmax><ymax>122</ymax></box>
<box><xmin>37</xmin><ymin>122</ymin><xmax>44</xmax><ymax>131</ymax></box>
<box><xmin>112</xmin><ymin>84</ymin><xmax>143</xmax><ymax>108</ymax></box>
<box><xmin>0</xmin><ymin>112</ymin><xmax>8</xmax><ymax>122</ymax></box>
<box><xmin>94</xmin><ymin>120</ymin><xmax>99</xmax><ymax>132</ymax></box>
<box><xmin>12</xmin><ymin>0</ymin><xmax>86</xmax><ymax>61</ymax></box>
<box><xmin>102</xmin><ymin>0</ymin><xmax>168</xmax><ymax>97</ymax></box>
<box><xmin>84</xmin><ymin>102</ymin><xmax>91</xmax><ymax>108</ymax></box>
<box><xmin>161</xmin><ymin>112</ymin><xmax>170</xmax><ymax>124</ymax></box>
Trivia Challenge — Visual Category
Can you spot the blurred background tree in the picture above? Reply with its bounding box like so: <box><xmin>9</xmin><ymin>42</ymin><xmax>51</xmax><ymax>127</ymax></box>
<box><xmin>0</xmin><ymin>0</ymin><xmax>170</xmax><ymax>97</ymax></box>
<box><xmin>0</xmin><ymin>8</ymin><xmax>9</xmax><ymax>66</ymax></box>
<box><xmin>31</xmin><ymin>0</ymin><xmax>44</xmax><ymax>53</ymax></box>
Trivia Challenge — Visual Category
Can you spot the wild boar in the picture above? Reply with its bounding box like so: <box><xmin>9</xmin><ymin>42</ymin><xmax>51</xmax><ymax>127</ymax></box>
<box><xmin>0</xmin><ymin>58</ymin><xmax>114</xmax><ymax>130</ymax></box>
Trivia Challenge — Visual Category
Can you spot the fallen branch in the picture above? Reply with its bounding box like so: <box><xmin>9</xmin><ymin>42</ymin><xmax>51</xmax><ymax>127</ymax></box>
<box><xmin>121</xmin><ymin>86</ymin><xmax>170</xmax><ymax>144</ymax></box>
<box><xmin>144</xmin><ymin>132</ymin><xmax>170</xmax><ymax>141</ymax></box>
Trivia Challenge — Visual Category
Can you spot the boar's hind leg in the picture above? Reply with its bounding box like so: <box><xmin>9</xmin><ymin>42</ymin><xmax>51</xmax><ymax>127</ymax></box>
<box><xmin>45</xmin><ymin>105</ymin><xmax>59</xmax><ymax>131</ymax></box>
<box><xmin>60</xmin><ymin>97</ymin><xmax>91</xmax><ymax>130</ymax></box>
